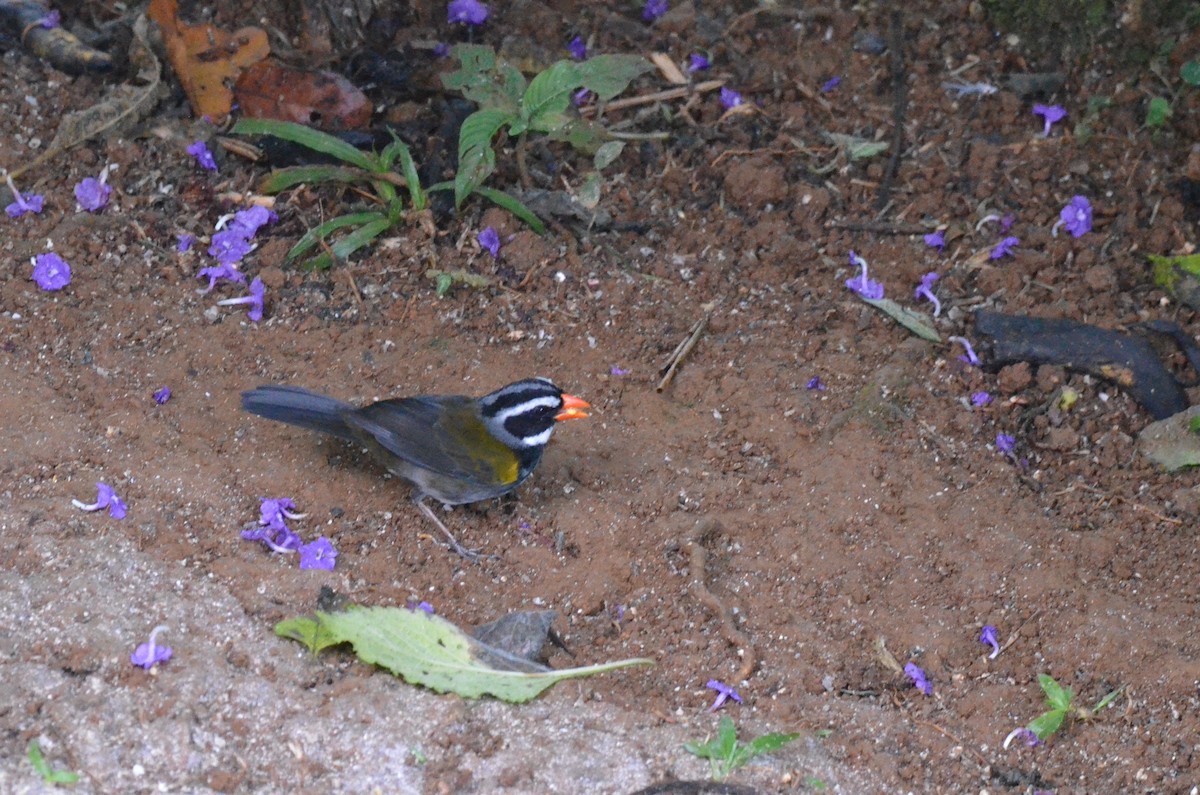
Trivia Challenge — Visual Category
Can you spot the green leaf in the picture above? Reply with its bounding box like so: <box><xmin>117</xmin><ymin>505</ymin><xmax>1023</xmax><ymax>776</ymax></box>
<box><xmin>304</xmin><ymin>215</ymin><xmax>393</xmax><ymax>271</ymax></box>
<box><xmin>745</xmin><ymin>731</ymin><xmax>802</xmax><ymax>756</ymax></box>
<box><xmin>549</xmin><ymin>118</ymin><xmax>609</xmax><ymax>154</ymax></box>
<box><xmin>435</xmin><ymin>272</ymin><xmax>453</xmax><ymax>296</ymax></box>
<box><xmin>442</xmin><ymin>45</ymin><xmax>524</xmax><ymax>113</ymax></box>
<box><xmin>1092</xmin><ymin>686</ymin><xmax>1124</xmax><ymax>712</ymax></box>
<box><xmin>27</xmin><ymin>740</ymin><xmax>79</xmax><ymax>785</ymax></box>
<box><xmin>1038</xmin><ymin>674</ymin><xmax>1074</xmax><ymax>711</ymax></box>
<box><xmin>470</xmin><ymin>186</ymin><xmax>547</xmax><ymax>234</ymax></box>
<box><xmin>1028</xmin><ymin>710</ymin><xmax>1066</xmax><ymax>740</ymax></box>
<box><xmin>230</xmin><ymin>118</ymin><xmax>376</xmax><ymax>170</ymax></box>
<box><xmin>522</xmin><ymin>61</ymin><xmax>584</xmax><ymax>133</ymax></box>
<box><xmin>392</xmin><ymin>138</ymin><xmax>427</xmax><ymax>211</ymax></box>
<box><xmin>577</xmin><ymin>54</ymin><xmax>653</xmax><ymax>101</ymax></box>
<box><xmin>1145</xmin><ymin>96</ymin><xmax>1172</xmax><ymax>128</ymax></box>
<box><xmin>286</xmin><ymin>211</ymin><xmax>387</xmax><ymax>263</ymax></box>
<box><xmin>258</xmin><ymin>165</ymin><xmax>373</xmax><ymax>194</ymax></box>
<box><xmin>859</xmin><ymin>297</ymin><xmax>941</xmax><ymax>342</ymax></box>
<box><xmin>593</xmin><ymin>140</ymin><xmax>625</xmax><ymax>170</ymax></box>
<box><xmin>827</xmin><ymin>133</ymin><xmax>890</xmax><ymax>161</ymax></box>
<box><xmin>455</xmin><ymin>108</ymin><xmax>514</xmax><ymax>207</ymax></box>
<box><xmin>275</xmin><ymin>616</ymin><xmax>342</xmax><ymax>654</ymax></box>
<box><xmin>275</xmin><ymin>606</ymin><xmax>653</xmax><ymax>702</ymax></box>
<box><xmin>1181</xmin><ymin>60</ymin><xmax>1200</xmax><ymax>87</ymax></box>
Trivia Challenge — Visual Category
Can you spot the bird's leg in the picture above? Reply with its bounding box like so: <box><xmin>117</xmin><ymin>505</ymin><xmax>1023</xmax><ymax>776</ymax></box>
<box><xmin>413</xmin><ymin>495</ymin><xmax>498</xmax><ymax>561</ymax></box>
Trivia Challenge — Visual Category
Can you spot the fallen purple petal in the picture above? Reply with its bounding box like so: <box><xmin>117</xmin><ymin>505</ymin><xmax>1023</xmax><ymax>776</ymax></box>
<box><xmin>1003</xmin><ymin>727</ymin><xmax>1041</xmax><ymax>749</ymax></box>
<box><xmin>153</xmin><ymin>386</ymin><xmax>172</xmax><ymax>405</ymax></box>
<box><xmin>31</xmin><ymin>252</ymin><xmax>72</xmax><ymax>291</ymax></box>
<box><xmin>844</xmin><ymin>251</ymin><xmax>884</xmax><ymax>300</ymax></box>
<box><xmin>980</xmin><ymin>625</ymin><xmax>1001</xmax><ymax>658</ymax></box>
<box><xmin>914</xmin><ymin>272</ymin><xmax>941</xmax><ymax>316</ymax></box>
<box><xmin>196</xmin><ymin>263</ymin><xmax>246</xmax><ymax>294</ymax></box>
<box><xmin>177</xmin><ymin>233</ymin><xmax>196</xmax><ymax>252</ymax></box>
<box><xmin>949</xmin><ymin>336</ymin><xmax>980</xmax><ymax>366</ymax></box>
<box><xmin>971</xmin><ymin>391</ymin><xmax>992</xmax><ymax>407</ymax></box>
<box><xmin>6</xmin><ymin>179</ymin><xmax>44</xmax><ymax>218</ymax></box>
<box><xmin>72</xmin><ymin>481</ymin><xmax>126</xmax><ymax>519</ymax></box>
<box><xmin>706</xmin><ymin>679</ymin><xmax>743</xmax><ymax>711</ymax></box>
<box><xmin>821</xmin><ymin>75</ymin><xmax>841</xmax><ymax>93</ymax></box>
<box><xmin>74</xmin><ymin>177</ymin><xmax>112</xmax><ymax>212</ymax></box>
<box><xmin>610</xmin><ymin>366</ymin><xmax>630</xmax><ymax>376</ymax></box>
<box><xmin>996</xmin><ymin>433</ymin><xmax>1016</xmax><ymax>454</ymax></box>
<box><xmin>991</xmin><ymin>236</ymin><xmax>1019</xmax><ymax>259</ymax></box>
<box><xmin>688</xmin><ymin>53</ymin><xmax>710</xmax><ymax>72</ymax></box>
<box><xmin>130</xmin><ymin>625</ymin><xmax>172</xmax><ymax>670</ymax></box>
<box><xmin>478</xmin><ymin>226</ymin><xmax>501</xmax><ymax>258</ymax></box>
<box><xmin>1059</xmin><ymin>195</ymin><xmax>1092</xmax><ymax>238</ymax></box>
<box><xmin>720</xmin><ymin>87</ymin><xmax>744</xmax><ymax>110</ymax></box>
<box><xmin>642</xmin><ymin>0</ymin><xmax>668</xmax><ymax>21</ymax></box>
<box><xmin>807</xmin><ymin>376</ymin><xmax>825</xmax><ymax>391</ymax></box>
<box><xmin>217</xmin><ymin>277</ymin><xmax>265</xmax><ymax>322</ymax></box>
<box><xmin>299</xmin><ymin>536</ymin><xmax>338</xmax><ymax>571</ymax></box>
<box><xmin>40</xmin><ymin>9</ymin><xmax>60</xmax><ymax>28</ymax></box>
<box><xmin>187</xmin><ymin>140</ymin><xmax>217</xmax><ymax>172</ymax></box>
<box><xmin>904</xmin><ymin>662</ymin><xmax>932</xmax><ymax>695</ymax></box>
<box><xmin>923</xmin><ymin>229</ymin><xmax>945</xmax><ymax>249</ymax></box>
<box><xmin>567</xmin><ymin>36</ymin><xmax>587</xmax><ymax>60</ymax></box>
<box><xmin>1032</xmin><ymin>103</ymin><xmax>1066</xmax><ymax>137</ymax></box>
<box><xmin>448</xmin><ymin>0</ymin><xmax>488</xmax><ymax>25</ymax></box>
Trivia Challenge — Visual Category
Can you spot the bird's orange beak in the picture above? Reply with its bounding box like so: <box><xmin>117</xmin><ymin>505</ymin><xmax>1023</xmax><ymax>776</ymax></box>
<box><xmin>556</xmin><ymin>393</ymin><xmax>591</xmax><ymax>421</ymax></box>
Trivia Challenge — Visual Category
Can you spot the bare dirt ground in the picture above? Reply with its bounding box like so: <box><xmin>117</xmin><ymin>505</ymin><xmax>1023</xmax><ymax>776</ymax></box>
<box><xmin>3</xmin><ymin>1</ymin><xmax>1200</xmax><ymax>793</ymax></box>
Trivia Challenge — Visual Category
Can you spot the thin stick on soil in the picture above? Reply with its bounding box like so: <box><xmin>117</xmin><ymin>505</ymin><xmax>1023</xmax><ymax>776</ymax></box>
<box><xmin>580</xmin><ymin>80</ymin><xmax>726</xmax><ymax>117</ymax></box>
<box><xmin>687</xmin><ymin>536</ymin><xmax>757</xmax><ymax>683</ymax></box>
<box><xmin>657</xmin><ymin>312</ymin><xmax>709</xmax><ymax>393</ymax></box>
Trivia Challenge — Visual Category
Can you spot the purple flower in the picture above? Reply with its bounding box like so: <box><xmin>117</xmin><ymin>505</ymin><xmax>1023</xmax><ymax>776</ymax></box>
<box><xmin>196</xmin><ymin>262</ymin><xmax>246</xmax><ymax>294</ymax></box>
<box><xmin>260</xmin><ymin>497</ymin><xmax>303</xmax><ymax>531</ymax></box>
<box><xmin>478</xmin><ymin>226</ymin><xmax>501</xmax><ymax>258</ymax></box>
<box><xmin>572</xmin><ymin>88</ymin><xmax>594</xmax><ymax>106</ymax></box>
<box><xmin>39</xmin><ymin>9</ymin><xmax>60</xmax><ymax>28</ymax></box>
<box><xmin>949</xmin><ymin>335</ymin><xmax>980</xmax><ymax>366</ymax></box>
<box><xmin>688</xmin><ymin>53</ymin><xmax>710</xmax><ymax>72</ymax></box>
<box><xmin>996</xmin><ymin>433</ymin><xmax>1016</xmax><ymax>454</ymax></box>
<box><xmin>74</xmin><ymin>177</ymin><xmax>111</xmax><ymax>212</ymax></box>
<box><xmin>72</xmin><ymin>482</ymin><xmax>127</xmax><ymax>519</ymax></box>
<box><xmin>980</xmin><ymin>625</ymin><xmax>1001</xmax><ymax>659</ymax></box>
<box><xmin>242</xmin><ymin>523</ymin><xmax>302</xmax><ymax>553</ymax></box>
<box><xmin>153</xmin><ymin>386</ymin><xmax>171</xmax><ymax>405</ymax></box>
<box><xmin>990</xmin><ymin>236</ymin><xmax>1019</xmax><ymax>259</ymax></box>
<box><xmin>904</xmin><ymin>662</ymin><xmax>932</xmax><ymax>695</ymax></box>
<box><xmin>1003</xmin><ymin>727</ymin><xmax>1042</xmax><ymax>749</ymax></box>
<box><xmin>567</xmin><ymin>36</ymin><xmax>587</xmax><ymax>60</ymax></box>
<box><xmin>407</xmin><ymin>599</ymin><xmax>436</xmax><ymax>614</ymax></box>
<box><xmin>217</xmin><ymin>277</ymin><xmax>265</xmax><ymax>322</ymax></box>
<box><xmin>6</xmin><ymin>182</ymin><xmax>44</xmax><ymax>218</ymax></box>
<box><xmin>177</xmin><ymin>233</ymin><xmax>196</xmax><ymax>252</ymax></box>
<box><xmin>610</xmin><ymin>366</ymin><xmax>630</xmax><ymax>376</ymax></box>
<box><xmin>1058</xmin><ymin>195</ymin><xmax>1092</xmax><ymax>238</ymax></box>
<box><xmin>130</xmin><ymin>625</ymin><xmax>172</xmax><ymax>670</ymax></box>
<box><xmin>923</xmin><ymin>229</ymin><xmax>945</xmax><ymax>250</ymax></box>
<box><xmin>642</xmin><ymin>0</ymin><xmax>668</xmax><ymax>21</ymax></box>
<box><xmin>844</xmin><ymin>251</ymin><xmax>884</xmax><ymax>300</ymax></box>
<box><xmin>719</xmin><ymin>87</ymin><xmax>744</xmax><ymax>110</ymax></box>
<box><xmin>433</xmin><ymin>42</ymin><xmax>450</xmax><ymax>58</ymax></box>
<box><xmin>207</xmin><ymin>231</ymin><xmax>252</xmax><ymax>267</ymax></box>
<box><xmin>705</xmin><ymin>679</ymin><xmax>742</xmax><ymax>711</ymax></box>
<box><xmin>914</xmin><ymin>272</ymin><xmax>941</xmax><ymax>317</ymax></box>
<box><xmin>187</xmin><ymin>140</ymin><xmax>217</xmax><ymax>172</ymax></box>
<box><xmin>971</xmin><ymin>391</ymin><xmax>992</xmax><ymax>407</ymax></box>
<box><xmin>227</xmin><ymin>206</ymin><xmax>277</xmax><ymax>238</ymax></box>
<box><xmin>1000</xmin><ymin>213</ymin><xmax>1015</xmax><ymax>232</ymax></box>
<box><xmin>299</xmin><ymin>536</ymin><xmax>338</xmax><ymax>571</ymax></box>
<box><xmin>821</xmin><ymin>75</ymin><xmax>841</xmax><ymax>93</ymax></box>
<box><xmin>806</xmin><ymin>376</ymin><xmax>825</xmax><ymax>391</ymax></box>
<box><xmin>448</xmin><ymin>0</ymin><xmax>488</xmax><ymax>25</ymax></box>
<box><xmin>1032</xmin><ymin>103</ymin><xmax>1066</xmax><ymax>137</ymax></box>
<box><xmin>31</xmin><ymin>252</ymin><xmax>71</xmax><ymax>291</ymax></box>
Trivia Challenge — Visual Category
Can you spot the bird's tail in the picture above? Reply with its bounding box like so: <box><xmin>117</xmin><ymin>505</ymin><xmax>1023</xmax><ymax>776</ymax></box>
<box><xmin>241</xmin><ymin>385</ymin><xmax>356</xmax><ymax>440</ymax></box>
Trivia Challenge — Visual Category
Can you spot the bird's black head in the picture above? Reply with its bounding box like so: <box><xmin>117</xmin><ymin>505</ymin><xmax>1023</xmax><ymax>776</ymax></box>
<box><xmin>479</xmin><ymin>377</ymin><xmax>590</xmax><ymax>450</ymax></box>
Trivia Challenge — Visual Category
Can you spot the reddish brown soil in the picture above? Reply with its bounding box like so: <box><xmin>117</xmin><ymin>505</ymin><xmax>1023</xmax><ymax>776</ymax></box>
<box><xmin>3</xmin><ymin>2</ymin><xmax>1200</xmax><ymax>793</ymax></box>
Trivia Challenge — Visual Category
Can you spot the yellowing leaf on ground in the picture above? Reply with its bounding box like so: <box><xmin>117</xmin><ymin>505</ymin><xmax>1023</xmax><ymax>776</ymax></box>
<box><xmin>148</xmin><ymin>0</ymin><xmax>269</xmax><ymax>123</ymax></box>
<box><xmin>276</xmin><ymin>605</ymin><xmax>653</xmax><ymax>703</ymax></box>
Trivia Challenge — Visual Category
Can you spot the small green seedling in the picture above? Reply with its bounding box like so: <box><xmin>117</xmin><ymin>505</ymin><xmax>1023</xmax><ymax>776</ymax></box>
<box><xmin>1145</xmin><ymin>96</ymin><xmax>1172</xmax><ymax>128</ymax></box>
<box><xmin>27</xmin><ymin>740</ymin><xmax>79</xmax><ymax>786</ymax></box>
<box><xmin>1026</xmin><ymin>673</ymin><xmax>1124</xmax><ymax>741</ymax></box>
<box><xmin>441</xmin><ymin>45</ymin><xmax>651</xmax><ymax>208</ymax></box>
<box><xmin>231</xmin><ymin>118</ymin><xmax>544</xmax><ymax>270</ymax></box>
<box><xmin>683</xmin><ymin>716</ymin><xmax>800</xmax><ymax>781</ymax></box>
<box><xmin>1183</xmin><ymin>61</ymin><xmax>1200</xmax><ymax>87</ymax></box>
